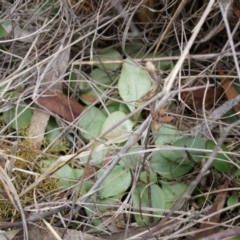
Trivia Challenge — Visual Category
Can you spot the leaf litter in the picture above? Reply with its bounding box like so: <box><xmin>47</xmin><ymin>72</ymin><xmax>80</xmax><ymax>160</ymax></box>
<box><xmin>1</xmin><ymin>1</ymin><xmax>240</xmax><ymax>240</ymax></box>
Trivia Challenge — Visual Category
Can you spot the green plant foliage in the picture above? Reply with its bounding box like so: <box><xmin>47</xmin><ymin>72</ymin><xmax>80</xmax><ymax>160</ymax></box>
<box><xmin>69</xmin><ymin>70</ymin><xmax>87</xmax><ymax>91</ymax></box>
<box><xmin>0</xmin><ymin>23</ymin><xmax>8</xmax><ymax>38</ymax></box>
<box><xmin>230</xmin><ymin>237</ymin><xmax>240</xmax><ymax>240</ymax></box>
<box><xmin>205</xmin><ymin>141</ymin><xmax>234</xmax><ymax>174</ymax></box>
<box><xmin>159</xmin><ymin>136</ymin><xmax>206</xmax><ymax>165</ymax></box>
<box><xmin>84</xmin><ymin>195</ymin><xmax>104</xmax><ymax>227</ymax></box>
<box><xmin>161</xmin><ymin>181</ymin><xmax>187</xmax><ymax>209</ymax></box>
<box><xmin>0</xmin><ymin>21</ymin><xmax>16</xmax><ymax>40</ymax></box>
<box><xmin>101</xmin><ymin>111</ymin><xmax>134</xmax><ymax>143</ymax></box>
<box><xmin>224</xmin><ymin>109</ymin><xmax>240</xmax><ymax>124</ymax></box>
<box><xmin>45</xmin><ymin>117</ymin><xmax>61</xmax><ymax>142</ymax></box>
<box><xmin>97</xmin><ymin>197</ymin><xmax>121</xmax><ymax>212</ymax></box>
<box><xmin>119</xmin><ymin>145</ymin><xmax>142</xmax><ymax>169</ymax></box>
<box><xmin>118</xmin><ymin>58</ymin><xmax>152</xmax><ymax>112</ymax></box>
<box><xmin>106</xmin><ymin>102</ymin><xmax>130</xmax><ymax>115</ymax></box>
<box><xmin>80</xmin><ymin>148</ymin><xmax>108</xmax><ymax>166</ymax></box>
<box><xmin>78</xmin><ymin>106</ymin><xmax>107</xmax><ymax>140</ymax></box>
<box><xmin>168</xmin><ymin>136</ymin><xmax>206</xmax><ymax>163</ymax></box>
<box><xmin>90</xmin><ymin>68</ymin><xmax>118</xmax><ymax>85</ymax></box>
<box><xmin>3</xmin><ymin>103</ymin><xmax>33</xmax><ymax>130</ymax></box>
<box><xmin>227</xmin><ymin>194</ymin><xmax>238</xmax><ymax>208</ymax></box>
<box><xmin>93</xmin><ymin>49</ymin><xmax>122</xmax><ymax>71</ymax></box>
<box><xmin>146</xmin><ymin>52</ymin><xmax>174</xmax><ymax>70</ymax></box>
<box><xmin>0</xmin><ymin>84</ymin><xmax>24</xmax><ymax>100</ymax></box>
<box><xmin>132</xmin><ymin>183</ymin><xmax>165</xmax><ymax>225</ymax></box>
<box><xmin>97</xmin><ymin>165</ymin><xmax>131</xmax><ymax>199</ymax></box>
<box><xmin>40</xmin><ymin>160</ymin><xmax>88</xmax><ymax>192</ymax></box>
<box><xmin>234</xmin><ymin>169</ymin><xmax>240</xmax><ymax>182</ymax></box>
<box><xmin>154</xmin><ymin>123</ymin><xmax>182</xmax><ymax>145</ymax></box>
<box><xmin>140</xmin><ymin>169</ymin><xmax>157</xmax><ymax>183</ymax></box>
<box><xmin>151</xmin><ymin>136</ymin><xmax>205</xmax><ymax>179</ymax></box>
<box><xmin>150</xmin><ymin>152</ymin><xmax>193</xmax><ymax>179</ymax></box>
<box><xmin>124</xmin><ymin>40</ymin><xmax>146</xmax><ymax>58</ymax></box>
<box><xmin>84</xmin><ymin>195</ymin><xmax>121</xmax><ymax>228</ymax></box>
<box><xmin>79</xmin><ymin>87</ymin><xmax>105</xmax><ymax>105</ymax></box>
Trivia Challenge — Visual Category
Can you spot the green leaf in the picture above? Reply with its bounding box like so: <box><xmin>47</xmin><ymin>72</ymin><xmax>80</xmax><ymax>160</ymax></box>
<box><xmin>69</xmin><ymin>70</ymin><xmax>88</xmax><ymax>91</ymax></box>
<box><xmin>124</xmin><ymin>40</ymin><xmax>146</xmax><ymax>58</ymax></box>
<box><xmin>40</xmin><ymin>160</ymin><xmax>87</xmax><ymax>192</ymax></box>
<box><xmin>101</xmin><ymin>111</ymin><xmax>134</xmax><ymax>143</ymax></box>
<box><xmin>3</xmin><ymin>103</ymin><xmax>33</xmax><ymax>130</ymax></box>
<box><xmin>224</xmin><ymin>108</ymin><xmax>239</xmax><ymax>124</ymax></box>
<box><xmin>0</xmin><ymin>85</ymin><xmax>24</xmax><ymax>100</ymax></box>
<box><xmin>97</xmin><ymin>197</ymin><xmax>121</xmax><ymax>212</ymax></box>
<box><xmin>132</xmin><ymin>184</ymin><xmax>165</xmax><ymax>225</ymax></box>
<box><xmin>146</xmin><ymin>52</ymin><xmax>174</xmax><ymax>70</ymax></box>
<box><xmin>140</xmin><ymin>169</ymin><xmax>157</xmax><ymax>183</ymax></box>
<box><xmin>119</xmin><ymin>145</ymin><xmax>142</xmax><ymax>169</ymax></box>
<box><xmin>161</xmin><ymin>181</ymin><xmax>187</xmax><ymax>209</ymax></box>
<box><xmin>79</xmin><ymin>87</ymin><xmax>105</xmax><ymax>105</ymax></box>
<box><xmin>0</xmin><ymin>24</ymin><xmax>8</xmax><ymax>38</ymax></box>
<box><xmin>118</xmin><ymin>58</ymin><xmax>152</xmax><ymax>112</ymax></box>
<box><xmin>80</xmin><ymin>148</ymin><xmax>108</xmax><ymax>166</ymax></box>
<box><xmin>154</xmin><ymin>124</ymin><xmax>182</xmax><ymax>145</ymax></box>
<box><xmin>84</xmin><ymin>195</ymin><xmax>104</xmax><ymax>227</ymax></box>
<box><xmin>106</xmin><ymin>102</ymin><xmax>130</xmax><ymax>115</ymax></box>
<box><xmin>227</xmin><ymin>194</ymin><xmax>238</xmax><ymax>208</ymax></box>
<box><xmin>171</xmin><ymin>136</ymin><xmax>206</xmax><ymax>163</ymax></box>
<box><xmin>90</xmin><ymin>68</ymin><xmax>118</xmax><ymax>84</ymax></box>
<box><xmin>93</xmin><ymin>49</ymin><xmax>122</xmax><ymax>71</ymax></box>
<box><xmin>150</xmin><ymin>152</ymin><xmax>193</xmax><ymax>179</ymax></box>
<box><xmin>45</xmin><ymin>118</ymin><xmax>61</xmax><ymax>142</ymax></box>
<box><xmin>85</xmin><ymin>195</ymin><xmax>121</xmax><ymax>228</ymax></box>
<box><xmin>205</xmin><ymin>141</ymin><xmax>234</xmax><ymax>174</ymax></box>
<box><xmin>78</xmin><ymin>106</ymin><xmax>107</xmax><ymax>140</ymax></box>
<box><xmin>159</xmin><ymin>136</ymin><xmax>206</xmax><ymax>165</ymax></box>
<box><xmin>97</xmin><ymin>165</ymin><xmax>131</xmax><ymax>199</ymax></box>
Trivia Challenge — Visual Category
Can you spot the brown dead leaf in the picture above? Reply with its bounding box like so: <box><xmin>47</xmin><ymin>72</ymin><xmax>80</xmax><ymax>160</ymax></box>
<box><xmin>81</xmin><ymin>93</ymin><xmax>98</xmax><ymax>103</ymax></box>
<box><xmin>83</xmin><ymin>166</ymin><xmax>95</xmax><ymax>179</ymax></box>
<box><xmin>103</xmin><ymin>151</ymin><xmax>111</xmax><ymax>165</ymax></box>
<box><xmin>35</xmin><ymin>90</ymin><xmax>85</xmax><ymax>122</ymax></box>
<box><xmin>160</xmin><ymin>116</ymin><xmax>175</xmax><ymax>123</ymax></box>
<box><xmin>217</xmin><ymin>64</ymin><xmax>240</xmax><ymax>118</ymax></box>
<box><xmin>181</xmin><ymin>86</ymin><xmax>223</xmax><ymax>109</ymax></box>
<box><xmin>28</xmin><ymin>42</ymin><xmax>70</xmax><ymax>148</ymax></box>
<box><xmin>233</xmin><ymin>0</ymin><xmax>240</xmax><ymax>18</ymax></box>
<box><xmin>195</xmin><ymin>179</ymin><xmax>229</xmax><ymax>239</ymax></box>
<box><xmin>150</xmin><ymin>104</ymin><xmax>175</xmax><ymax>130</ymax></box>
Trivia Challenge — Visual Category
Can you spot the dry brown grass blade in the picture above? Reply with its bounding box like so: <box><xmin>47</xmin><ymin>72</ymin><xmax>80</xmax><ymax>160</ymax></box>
<box><xmin>0</xmin><ymin>165</ymin><xmax>28</xmax><ymax>240</ymax></box>
<box><xmin>195</xmin><ymin>179</ymin><xmax>229</xmax><ymax>239</ymax></box>
<box><xmin>28</xmin><ymin>42</ymin><xmax>70</xmax><ymax>148</ymax></box>
<box><xmin>2</xmin><ymin>0</ymin><xmax>240</xmax><ymax>237</ymax></box>
<box><xmin>14</xmin><ymin>224</ymin><xmax>105</xmax><ymax>240</ymax></box>
<box><xmin>200</xmin><ymin>227</ymin><xmax>240</xmax><ymax>240</ymax></box>
<box><xmin>154</xmin><ymin>0</ymin><xmax>187</xmax><ymax>54</ymax></box>
<box><xmin>190</xmin><ymin>94</ymin><xmax>240</xmax><ymax>137</ymax></box>
<box><xmin>19</xmin><ymin>152</ymin><xmax>78</xmax><ymax>197</ymax></box>
<box><xmin>217</xmin><ymin>64</ymin><xmax>240</xmax><ymax>118</ymax></box>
